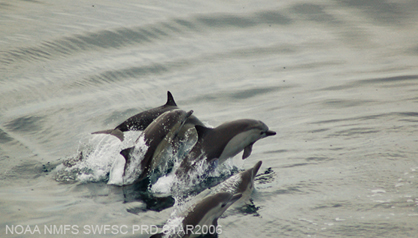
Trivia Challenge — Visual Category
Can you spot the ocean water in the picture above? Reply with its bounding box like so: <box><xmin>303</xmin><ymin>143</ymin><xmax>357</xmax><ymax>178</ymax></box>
<box><xmin>1</xmin><ymin>0</ymin><xmax>418</xmax><ymax>237</ymax></box>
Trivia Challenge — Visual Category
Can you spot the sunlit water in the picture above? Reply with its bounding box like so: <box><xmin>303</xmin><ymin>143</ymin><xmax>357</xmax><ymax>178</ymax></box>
<box><xmin>1</xmin><ymin>0</ymin><xmax>418</xmax><ymax>237</ymax></box>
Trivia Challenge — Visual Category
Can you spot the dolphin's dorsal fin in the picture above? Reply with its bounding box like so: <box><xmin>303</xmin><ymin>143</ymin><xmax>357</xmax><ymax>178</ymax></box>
<box><xmin>166</xmin><ymin>91</ymin><xmax>177</xmax><ymax>106</ymax></box>
<box><xmin>195</xmin><ymin>125</ymin><xmax>213</xmax><ymax>139</ymax></box>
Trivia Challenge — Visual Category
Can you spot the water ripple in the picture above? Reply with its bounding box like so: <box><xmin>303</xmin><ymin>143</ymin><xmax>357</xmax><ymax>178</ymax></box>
<box><xmin>196</xmin><ymin>14</ymin><xmax>257</xmax><ymax>28</ymax></box>
<box><xmin>311</xmin><ymin>111</ymin><xmax>418</xmax><ymax>125</ymax></box>
<box><xmin>4</xmin><ymin>116</ymin><xmax>44</xmax><ymax>133</ymax></box>
<box><xmin>322</xmin><ymin>99</ymin><xmax>374</xmax><ymax>108</ymax></box>
<box><xmin>1</xmin><ymin>9</ymin><xmax>295</xmax><ymax>70</ymax></box>
<box><xmin>229</xmin><ymin>86</ymin><xmax>291</xmax><ymax>100</ymax></box>
<box><xmin>65</xmin><ymin>42</ymin><xmax>296</xmax><ymax>90</ymax></box>
<box><xmin>0</xmin><ymin>128</ymin><xmax>14</xmax><ymax>143</ymax></box>
<box><xmin>328</xmin><ymin>127</ymin><xmax>380</xmax><ymax>137</ymax></box>
<box><xmin>322</xmin><ymin>75</ymin><xmax>418</xmax><ymax>91</ymax></box>
<box><xmin>339</xmin><ymin>0</ymin><xmax>413</xmax><ymax>25</ymax></box>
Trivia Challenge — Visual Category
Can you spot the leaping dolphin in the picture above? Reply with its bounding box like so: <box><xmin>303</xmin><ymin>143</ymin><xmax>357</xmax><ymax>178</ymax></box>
<box><xmin>109</xmin><ymin>109</ymin><xmax>194</xmax><ymax>185</ymax></box>
<box><xmin>180</xmin><ymin>192</ymin><xmax>242</xmax><ymax>238</ymax></box>
<box><xmin>150</xmin><ymin>192</ymin><xmax>242</xmax><ymax>238</ymax></box>
<box><xmin>92</xmin><ymin>91</ymin><xmax>203</xmax><ymax>141</ymax></box>
<box><xmin>202</xmin><ymin>161</ymin><xmax>262</xmax><ymax>206</ymax></box>
<box><xmin>176</xmin><ymin>119</ymin><xmax>275</xmax><ymax>178</ymax></box>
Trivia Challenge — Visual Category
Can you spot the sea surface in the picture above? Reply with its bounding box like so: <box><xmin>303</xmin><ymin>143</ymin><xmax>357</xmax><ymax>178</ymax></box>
<box><xmin>1</xmin><ymin>0</ymin><xmax>418</xmax><ymax>237</ymax></box>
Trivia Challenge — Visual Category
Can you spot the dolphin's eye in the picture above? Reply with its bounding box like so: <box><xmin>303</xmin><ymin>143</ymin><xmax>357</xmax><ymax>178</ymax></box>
<box><xmin>221</xmin><ymin>203</ymin><xmax>226</xmax><ymax>208</ymax></box>
<box><xmin>260</xmin><ymin>131</ymin><xmax>264</xmax><ymax>135</ymax></box>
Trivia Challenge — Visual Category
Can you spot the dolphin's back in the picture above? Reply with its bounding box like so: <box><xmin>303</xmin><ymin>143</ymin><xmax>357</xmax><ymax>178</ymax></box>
<box><xmin>116</xmin><ymin>91</ymin><xmax>178</xmax><ymax>131</ymax></box>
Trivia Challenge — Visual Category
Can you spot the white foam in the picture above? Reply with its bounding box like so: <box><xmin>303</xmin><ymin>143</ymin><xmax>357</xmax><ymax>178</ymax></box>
<box><xmin>159</xmin><ymin>216</ymin><xmax>185</xmax><ymax>237</ymax></box>
<box><xmin>72</xmin><ymin>135</ymin><xmax>122</xmax><ymax>182</ymax></box>
<box><xmin>150</xmin><ymin>173</ymin><xmax>176</xmax><ymax>195</ymax></box>
<box><xmin>55</xmin><ymin>131</ymin><xmax>142</xmax><ymax>183</ymax></box>
<box><xmin>107</xmin><ymin>155</ymin><xmax>126</xmax><ymax>185</ymax></box>
<box><xmin>120</xmin><ymin>136</ymin><xmax>147</xmax><ymax>185</ymax></box>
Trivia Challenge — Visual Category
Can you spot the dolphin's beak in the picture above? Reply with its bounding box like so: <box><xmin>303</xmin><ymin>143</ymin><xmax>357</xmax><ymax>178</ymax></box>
<box><xmin>230</xmin><ymin>193</ymin><xmax>242</xmax><ymax>204</ymax></box>
<box><xmin>186</xmin><ymin>110</ymin><xmax>194</xmax><ymax>118</ymax></box>
<box><xmin>252</xmin><ymin>161</ymin><xmax>263</xmax><ymax>176</ymax></box>
<box><xmin>179</xmin><ymin>110</ymin><xmax>194</xmax><ymax>130</ymax></box>
<box><xmin>266</xmin><ymin>130</ymin><xmax>276</xmax><ymax>137</ymax></box>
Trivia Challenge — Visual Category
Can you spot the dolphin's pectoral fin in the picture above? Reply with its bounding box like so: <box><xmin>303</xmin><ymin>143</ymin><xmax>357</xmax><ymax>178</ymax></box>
<box><xmin>120</xmin><ymin>147</ymin><xmax>134</xmax><ymax>164</ymax></box>
<box><xmin>212</xmin><ymin>218</ymin><xmax>218</xmax><ymax>227</ymax></box>
<box><xmin>165</xmin><ymin>91</ymin><xmax>177</xmax><ymax>106</ymax></box>
<box><xmin>209</xmin><ymin>219</ymin><xmax>220</xmax><ymax>237</ymax></box>
<box><xmin>242</xmin><ymin>143</ymin><xmax>254</xmax><ymax>159</ymax></box>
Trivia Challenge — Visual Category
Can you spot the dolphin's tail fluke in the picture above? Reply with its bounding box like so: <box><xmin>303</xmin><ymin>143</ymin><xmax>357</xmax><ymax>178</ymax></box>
<box><xmin>92</xmin><ymin>129</ymin><xmax>124</xmax><ymax>141</ymax></box>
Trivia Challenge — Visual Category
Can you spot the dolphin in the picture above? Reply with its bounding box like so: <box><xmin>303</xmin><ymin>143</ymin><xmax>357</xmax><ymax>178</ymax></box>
<box><xmin>203</xmin><ymin>161</ymin><xmax>262</xmax><ymax>206</ymax></box>
<box><xmin>176</xmin><ymin>119</ymin><xmax>275</xmax><ymax>177</ymax></box>
<box><xmin>92</xmin><ymin>91</ymin><xmax>203</xmax><ymax>141</ymax></box>
<box><xmin>111</xmin><ymin>109</ymin><xmax>194</xmax><ymax>185</ymax></box>
<box><xmin>150</xmin><ymin>192</ymin><xmax>242</xmax><ymax>238</ymax></box>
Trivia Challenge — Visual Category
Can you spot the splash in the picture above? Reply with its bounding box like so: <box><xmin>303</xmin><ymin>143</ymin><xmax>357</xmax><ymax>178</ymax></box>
<box><xmin>151</xmin><ymin>158</ymin><xmax>237</xmax><ymax>198</ymax></box>
<box><xmin>54</xmin><ymin>131</ymin><xmax>140</xmax><ymax>183</ymax></box>
<box><xmin>114</xmin><ymin>135</ymin><xmax>147</xmax><ymax>185</ymax></box>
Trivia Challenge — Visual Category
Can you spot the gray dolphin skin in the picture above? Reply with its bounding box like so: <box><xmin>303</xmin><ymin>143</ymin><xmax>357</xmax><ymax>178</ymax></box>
<box><xmin>235</xmin><ymin>160</ymin><xmax>262</xmax><ymax>195</ymax></box>
<box><xmin>151</xmin><ymin>192</ymin><xmax>242</xmax><ymax>238</ymax></box>
<box><xmin>120</xmin><ymin>109</ymin><xmax>194</xmax><ymax>184</ymax></box>
<box><xmin>176</xmin><ymin>119</ymin><xmax>275</xmax><ymax>177</ymax></box>
<box><xmin>180</xmin><ymin>192</ymin><xmax>242</xmax><ymax>238</ymax></box>
<box><xmin>206</xmin><ymin>161</ymin><xmax>262</xmax><ymax>206</ymax></box>
<box><xmin>92</xmin><ymin>91</ymin><xmax>203</xmax><ymax>141</ymax></box>
<box><xmin>116</xmin><ymin>91</ymin><xmax>178</xmax><ymax>132</ymax></box>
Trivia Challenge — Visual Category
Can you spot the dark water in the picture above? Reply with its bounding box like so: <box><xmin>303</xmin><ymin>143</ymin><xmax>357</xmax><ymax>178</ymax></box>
<box><xmin>1</xmin><ymin>0</ymin><xmax>418</xmax><ymax>237</ymax></box>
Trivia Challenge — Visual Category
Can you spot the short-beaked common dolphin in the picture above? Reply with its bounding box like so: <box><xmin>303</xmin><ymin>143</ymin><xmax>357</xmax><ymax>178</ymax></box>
<box><xmin>176</xmin><ymin>119</ymin><xmax>275</xmax><ymax>177</ymax></box>
<box><xmin>150</xmin><ymin>192</ymin><xmax>242</xmax><ymax>238</ymax></box>
<box><xmin>92</xmin><ymin>91</ymin><xmax>203</xmax><ymax>141</ymax></box>
<box><xmin>203</xmin><ymin>161</ymin><xmax>262</xmax><ymax>206</ymax></box>
<box><xmin>114</xmin><ymin>109</ymin><xmax>194</xmax><ymax>185</ymax></box>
